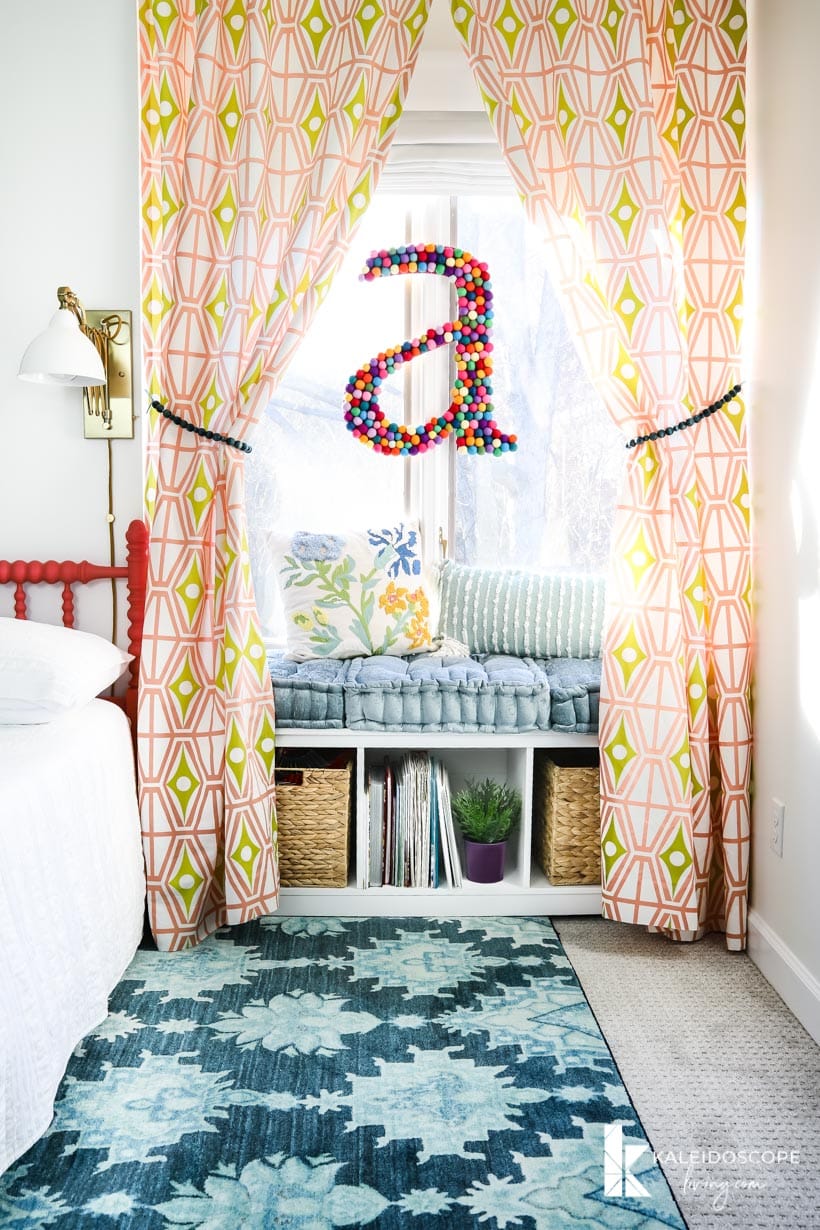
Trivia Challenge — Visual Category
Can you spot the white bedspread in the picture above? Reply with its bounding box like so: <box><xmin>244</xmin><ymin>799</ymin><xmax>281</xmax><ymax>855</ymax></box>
<box><xmin>0</xmin><ymin>700</ymin><xmax>145</xmax><ymax>1173</ymax></box>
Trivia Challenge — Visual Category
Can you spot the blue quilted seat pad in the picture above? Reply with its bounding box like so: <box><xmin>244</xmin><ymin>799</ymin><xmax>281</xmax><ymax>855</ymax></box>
<box><xmin>538</xmin><ymin>657</ymin><xmax>601</xmax><ymax>733</ymax></box>
<box><xmin>268</xmin><ymin>653</ymin><xmax>350</xmax><ymax>728</ymax></box>
<box><xmin>344</xmin><ymin>653</ymin><xmax>550</xmax><ymax>733</ymax></box>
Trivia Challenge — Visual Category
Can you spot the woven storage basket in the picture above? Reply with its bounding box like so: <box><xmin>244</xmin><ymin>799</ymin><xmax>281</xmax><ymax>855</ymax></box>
<box><xmin>274</xmin><ymin>758</ymin><xmax>353</xmax><ymax>888</ymax></box>
<box><xmin>533</xmin><ymin>750</ymin><xmax>601</xmax><ymax>886</ymax></box>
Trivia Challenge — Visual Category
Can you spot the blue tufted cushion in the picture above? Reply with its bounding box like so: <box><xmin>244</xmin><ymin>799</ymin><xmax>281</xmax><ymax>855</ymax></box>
<box><xmin>538</xmin><ymin>657</ymin><xmax>602</xmax><ymax>733</ymax></box>
<box><xmin>268</xmin><ymin>654</ymin><xmax>351</xmax><ymax>728</ymax></box>
<box><xmin>343</xmin><ymin>653</ymin><xmax>550</xmax><ymax>733</ymax></box>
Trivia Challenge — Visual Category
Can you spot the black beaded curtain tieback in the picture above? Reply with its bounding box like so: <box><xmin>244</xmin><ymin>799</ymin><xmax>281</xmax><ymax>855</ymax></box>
<box><xmin>150</xmin><ymin>399</ymin><xmax>252</xmax><ymax>454</ymax></box>
<box><xmin>626</xmin><ymin>383</ymin><xmax>742</xmax><ymax>450</ymax></box>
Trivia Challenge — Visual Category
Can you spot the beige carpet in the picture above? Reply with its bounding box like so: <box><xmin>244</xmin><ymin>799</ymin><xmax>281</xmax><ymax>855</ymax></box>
<box><xmin>554</xmin><ymin>917</ymin><xmax>820</xmax><ymax>1229</ymax></box>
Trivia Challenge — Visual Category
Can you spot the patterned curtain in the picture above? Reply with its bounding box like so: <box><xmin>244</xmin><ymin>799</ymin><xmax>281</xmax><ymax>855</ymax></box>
<box><xmin>138</xmin><ymin>0</ymin><xmax>430</xmax><ymax>950</ymax></box>
<box><xmin>452</xmin><ymin>0</ymin><xmax>750</xmax><ymax>947</ymax></box>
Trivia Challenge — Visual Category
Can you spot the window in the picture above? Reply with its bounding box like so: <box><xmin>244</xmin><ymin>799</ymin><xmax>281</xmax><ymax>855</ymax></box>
<box><xmin>246</xmin><ymin>172</ymin><xmax>623</xmax><ymax>642</ymax></box>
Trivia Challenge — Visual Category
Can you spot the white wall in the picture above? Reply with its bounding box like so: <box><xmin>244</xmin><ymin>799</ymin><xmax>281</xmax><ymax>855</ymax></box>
<box><xmin>0</xmin><ymin>2</ymin><xmax>142</xmax><ymax>642</ymax></box>
<box><xmin>747</xmin><ymin>0</ymin><xmax>820</xmax><ymax>1033</ymax></box>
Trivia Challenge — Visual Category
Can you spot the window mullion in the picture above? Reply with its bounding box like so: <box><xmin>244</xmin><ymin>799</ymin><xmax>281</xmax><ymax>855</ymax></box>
<box><xmin>445</xmin><ymin>194</ymin><xmax>459</xmax><ymax>558</ymax></box>
<box><xmin>403</xmin><ymin>197</ymin><xmax>454</xmax><ymax>564</ymax></box>
<box><xmin>403</xmin><ymin>203</ymin><xmax>416</xmax><ymax>523</ymax></box>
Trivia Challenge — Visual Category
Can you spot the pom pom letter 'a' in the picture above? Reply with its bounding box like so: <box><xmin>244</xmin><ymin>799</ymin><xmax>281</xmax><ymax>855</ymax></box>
<box><xmin>344</xmin><ymin>244</ymin><xmax>517</xmax><ymax>457</ymax></box>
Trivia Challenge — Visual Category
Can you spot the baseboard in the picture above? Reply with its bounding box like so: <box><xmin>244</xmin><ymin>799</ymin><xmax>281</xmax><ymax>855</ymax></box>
<box><xmin>747</xmin><ymin>909</ymin><xmax>820</xmax><ymax>1046</ymax></box>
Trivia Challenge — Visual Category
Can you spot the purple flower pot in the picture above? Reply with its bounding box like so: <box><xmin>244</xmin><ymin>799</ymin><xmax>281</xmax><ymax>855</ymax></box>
<box><xmin>464</xmin><ymin>839</ymin><xmax>507</xmax><ymax>884</ymax></box>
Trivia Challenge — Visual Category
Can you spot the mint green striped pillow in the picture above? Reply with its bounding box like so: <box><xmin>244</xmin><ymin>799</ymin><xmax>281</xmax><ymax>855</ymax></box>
<box><xmin>438</xmin><ymin>562</ymin><xmax>606</xmax><ymax>659</ymax></box>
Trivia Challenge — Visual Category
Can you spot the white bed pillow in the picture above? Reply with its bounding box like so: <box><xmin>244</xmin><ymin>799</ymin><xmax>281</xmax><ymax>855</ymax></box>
<box><xmin>0</xmin><ymin>617</ymin><xmax>132</xmax><ymax>724</ymax></box>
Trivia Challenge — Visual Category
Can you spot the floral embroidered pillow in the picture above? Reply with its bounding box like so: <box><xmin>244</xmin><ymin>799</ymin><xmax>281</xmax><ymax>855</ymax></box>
<box><xmin>273</xmin><ymin>523</ymin><xmax>437</xmax><ymax>660</ymax></box>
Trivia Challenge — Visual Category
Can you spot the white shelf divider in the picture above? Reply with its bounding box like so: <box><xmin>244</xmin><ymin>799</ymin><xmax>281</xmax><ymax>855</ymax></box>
<box><xmin>355</xmin><ymin>745</ymin><xmax>367</xmax><ymax>891</ymax></box>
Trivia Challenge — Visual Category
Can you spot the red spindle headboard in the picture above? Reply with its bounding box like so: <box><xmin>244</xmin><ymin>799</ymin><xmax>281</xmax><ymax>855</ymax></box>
<box><xmin>0</xmin><ymin>520</ymin><xmax>148</xmax><ymax>733</ymax></box>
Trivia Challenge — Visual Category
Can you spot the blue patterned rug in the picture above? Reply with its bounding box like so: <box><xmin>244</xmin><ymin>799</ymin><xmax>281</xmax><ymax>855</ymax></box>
<box><xmin>2</xmin><ymin>917</ymin><xmax>685</xmax><ymax>1229</ymax></box>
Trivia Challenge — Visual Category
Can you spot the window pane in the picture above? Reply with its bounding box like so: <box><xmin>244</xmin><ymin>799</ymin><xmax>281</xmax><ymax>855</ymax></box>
<box><xmin>246</xmin><ymin>196</ymin><xmax>415</xmax><ymax>640</ymax></box>
<box><xmin>453</xmin><ymin>196</ymin><xmax>623</xmax><ymax>574</ymax></box>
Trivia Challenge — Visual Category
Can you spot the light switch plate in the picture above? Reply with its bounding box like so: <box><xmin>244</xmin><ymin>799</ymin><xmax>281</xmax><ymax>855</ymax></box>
<box><xmin>770</xmin><ymin>798</ymin><xmax>785</xmax><ymax>858</ymax></box>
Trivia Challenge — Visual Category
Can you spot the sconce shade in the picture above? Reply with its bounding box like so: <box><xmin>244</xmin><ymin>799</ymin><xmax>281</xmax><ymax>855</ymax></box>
<box><xmin>18</xmin><ymin>307</ymin><xmax>106</xmax><ymax>387</ymax></box>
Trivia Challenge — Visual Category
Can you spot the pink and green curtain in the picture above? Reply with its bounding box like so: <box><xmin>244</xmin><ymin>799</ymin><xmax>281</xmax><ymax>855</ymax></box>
<box><xmin>138</xmin><ymin>0</ymin><xmax>430</xmax><ymax>949</ymax></box>
<box><xmin>453</xmin><ymin>0</ymin><xmax>750</xmax><ymax>947</ymax></box>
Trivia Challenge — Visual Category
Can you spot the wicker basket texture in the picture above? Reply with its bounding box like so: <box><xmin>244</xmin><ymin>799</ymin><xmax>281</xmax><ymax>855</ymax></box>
<box><xmin>275</xmin><ymin>760</ymin><xmax>352</xmax><ymax>888</ymax></box>
<box><xmin>534</xmin><ymin>751</ymin><xmax>601</xmax><ymax>886</ymax></box>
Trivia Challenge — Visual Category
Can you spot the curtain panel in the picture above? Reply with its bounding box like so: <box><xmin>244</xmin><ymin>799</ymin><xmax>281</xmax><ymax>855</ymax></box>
<box><xmin>138</xmin><ymin>0</ymin><xmax>430</xmax><ymax>949</ymax></box>
<box><xmin>452</xmin><ymin>0</ymin><xmax>750</xmax><ymax>946</ymax></box>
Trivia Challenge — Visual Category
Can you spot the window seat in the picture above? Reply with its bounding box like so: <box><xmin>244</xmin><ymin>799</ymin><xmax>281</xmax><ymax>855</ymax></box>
<box><xmin>268</xmin><ymin>651</ymin><xmax>600</xmax><ymax>736</ymax></box>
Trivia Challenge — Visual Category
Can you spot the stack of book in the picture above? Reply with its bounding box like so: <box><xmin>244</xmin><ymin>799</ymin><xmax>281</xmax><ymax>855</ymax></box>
<box><xmin>366</xmin><ymin>753</ymin><xmax>462</xmax><ymax>888</ymax></box>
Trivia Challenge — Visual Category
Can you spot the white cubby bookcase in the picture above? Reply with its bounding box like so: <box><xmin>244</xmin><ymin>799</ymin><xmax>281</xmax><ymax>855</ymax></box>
<box><xmin>275</xmin><ymin>728</ymin><xmax>602</xmax><ymax>916</ymax></box>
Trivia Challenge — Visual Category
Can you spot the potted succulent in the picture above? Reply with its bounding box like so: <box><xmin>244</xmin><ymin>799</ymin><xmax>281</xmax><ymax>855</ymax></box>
<box><xmin>452</xmin><ymin>778</ymin><xmax>522</xmax><ymax>884</ymax></box>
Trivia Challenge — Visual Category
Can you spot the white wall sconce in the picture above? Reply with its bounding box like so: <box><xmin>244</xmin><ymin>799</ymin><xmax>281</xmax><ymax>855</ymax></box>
<box><xmin>18</xmin><ymin>286</ymin><xmax>134</xmax><ymax>439</ymax></box>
